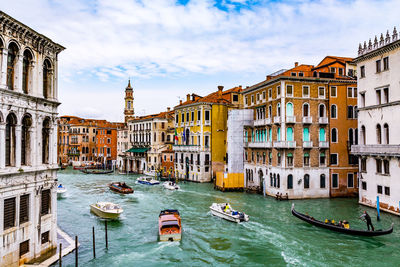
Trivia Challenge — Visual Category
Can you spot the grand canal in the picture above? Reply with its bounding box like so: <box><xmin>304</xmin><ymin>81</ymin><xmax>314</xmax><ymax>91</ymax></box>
<box><xmin>55</xmin><ymin>169</ymin><xmax>399</xmax><ymax>266</ymax></box>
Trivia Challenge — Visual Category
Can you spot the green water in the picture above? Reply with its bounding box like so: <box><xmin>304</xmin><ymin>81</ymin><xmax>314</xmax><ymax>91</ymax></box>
<box><xmin>54</xmin><ymin>169</ymin><xmax>399</xmax><ymax>266</ymax></box>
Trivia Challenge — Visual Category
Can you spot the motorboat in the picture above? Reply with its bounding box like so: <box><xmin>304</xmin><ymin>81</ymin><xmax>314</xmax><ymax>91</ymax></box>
<box><xmin>163</xmin><ymin>181</ymin><xmax>180</xmax><ymax>190</ymax></box>
<box><xmin>81</xmin><ymin>168</ymin><xmax>114</xmax><ymax>174</ymax></box>
<box><xmin>136</xmin><ymin>176</ymin><xmax>160</xmax><ymax>185</ymax></box>
<box><xmin>57</xmin><ymin>184</ymin><xmax>67</xmax><ymax>198</ymax></box>
<box><xmin>109</xmin><ymin>182</ymin><xmax>134</xmax><ymax>194</ymax></box>
<box><xmin>209</xmin><ymin>203</ymin><xmax>249</xmax><ymax>223</ymax></box>
<box><xmin>159</xmin><ymin>209</ymin><xmax>182</xmax><ymax>242</ymax></box>
<box><xmin>90</xmin><ymin>202</ymin><xmax>123</xmax><ymax>219</ymax></box>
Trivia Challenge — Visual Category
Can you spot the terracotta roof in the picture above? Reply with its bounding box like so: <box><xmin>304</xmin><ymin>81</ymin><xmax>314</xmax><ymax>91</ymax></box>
<box><xmin>175</xmin><ymin>86</ymin><xmax>242</xmax><ymax>108</ymax></box>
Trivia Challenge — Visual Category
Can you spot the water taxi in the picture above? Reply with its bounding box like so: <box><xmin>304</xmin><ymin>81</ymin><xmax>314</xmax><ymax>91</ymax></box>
<box><xmin>90</xmin><ymin>202</ymin><xmax>123</xmax><ymax>219</ymax></box>
<box><xmin>163</xmin><ymin>181</ymin><xmax>180</xmax><ymax>190</ymax></box>
<box><xmin>159</xmin><ymin>210</ymin><xmax>182</xmax><ymax>242</ymax></box>
<box><xmin>209</xmin><ymin>203</ymin><xmax>249</xmax><ymax>223</ymax></box>
<box><xmin>57</xmin><ymin>184</ymin><xmax>67</xmax><ymax>198</ymax></box>
<box><xmin>136</xmin><ymin>176</ymin><xmax>160</xmax><ymax>185</ymax></box>
<box><xmin>109</xmin><ymin>182</ymin><xmax>134</xmax><ymax>194</ymax></box>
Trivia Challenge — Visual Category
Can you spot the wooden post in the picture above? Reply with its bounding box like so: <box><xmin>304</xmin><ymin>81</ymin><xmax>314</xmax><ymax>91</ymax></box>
<box><xmin>75</xmin><ymin>236</ymin><xmax>78</xmax><ymax>267</ymax></box>
<box><xmin>105</xmin><ymin>220</ymin><xmax>108</xmax><ymax>249</ymax></box>
<box><xmin>59</xmin><ymin>243</ymin><xmax>62</xmax><ymax>267</ymax></box>
<box><xmin>92</xmin><ymin>226</ymin><xmax>96</xmax><ymax>258</ymax></box>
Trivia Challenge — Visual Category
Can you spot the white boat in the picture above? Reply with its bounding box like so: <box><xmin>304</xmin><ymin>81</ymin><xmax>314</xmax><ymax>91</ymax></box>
<box><xmin>90</xmin><ymin>202</ymin><xmax>123</xmax><ymax>219</ymax></box>
<box><xmin>136</xmin><ymin>176</ymin><xmax>160</xmax><ymax>185</ymax></box>
<box><xmin>209</xmin><ymin>203</ymin><xmax>249</xmax><ymax>223</ymax></box>
<box><xmin>143</xmin><ymin>170</ymin><xmax>156</xmax><ymax>177</ymax></box>
<box><xmin>57</xmin><ymin>184</ymin><xmax>67</xmax><ymax>198</ymax></box>
<box><xmin>163</xmin><ymin>181</ymin><xmax>180</xmax><ymax>190</ymax></box>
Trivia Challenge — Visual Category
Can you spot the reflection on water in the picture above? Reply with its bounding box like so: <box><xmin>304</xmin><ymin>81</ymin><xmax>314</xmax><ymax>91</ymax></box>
<box><xmin>54</xmin><ymin>168</ymin><xmax>400</xmax><ymax>267</ymax></box>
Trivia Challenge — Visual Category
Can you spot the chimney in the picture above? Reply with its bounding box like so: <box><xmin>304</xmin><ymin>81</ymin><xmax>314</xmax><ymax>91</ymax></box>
<box><xmin>295</xmin><ymin>62</ymin><xmax>299</xmax><ymax>67</ymax></box>
<box><xmin>167</xmin><ymin>107</ymin><xmax>170</xmax><ymax>112</ymax></box>
<box><xmin>218</xmin><ymin>85</ymin><xmax>223</xmax><ymax>98</ymax></box>
<box><xmin>186</xmin><ymin>94</ymin><xmax>190</xmax><ymax>102</ymax></box>
<box><xmin>179</xmin><ymin>100</ymin><xmax>182</xmax><ymax>105</ymax></box>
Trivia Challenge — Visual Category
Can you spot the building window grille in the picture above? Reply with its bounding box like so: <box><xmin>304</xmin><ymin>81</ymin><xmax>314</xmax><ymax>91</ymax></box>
<box><xmin>19</xmin><ymin>240</ymin><xmax>30</xmax><ymax>257</ymax></box>
<box><xmin>41</xmin><ymin>189</ymin><xmax>51</xmax><ymax>216</ymax></box>
<box><xmin>4</xmin><ymin>197</ymin><xmax>16</xmax><ymax>230</ymax></box>
<box><xmin>20</xmin><ymin>194</ymin><xmax>30</xmax><ymax>224</ymax></box>
<box><xmin>41</xmin><ymin>231</ymin><xmax>50</xmax><ymax>244</ymax></box>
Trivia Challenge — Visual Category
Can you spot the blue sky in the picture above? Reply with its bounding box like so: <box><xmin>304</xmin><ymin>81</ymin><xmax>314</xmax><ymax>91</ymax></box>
<box><xmin>1</xmin><ymin>0</ymin><xmax>399</xmax><ymax>121</ymax></box>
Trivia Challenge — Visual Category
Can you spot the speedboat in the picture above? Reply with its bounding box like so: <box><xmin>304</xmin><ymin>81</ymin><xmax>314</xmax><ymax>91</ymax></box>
<box><xmin>163</xmin><ymin>181</ymin><xmax>180</xmax><ymax>190</ymax></box>
<box><xmin>136</xmin><ymin>176</ymin><xmax>160</xmax><ymax>185</ymax></box>
<box><xmin>57</xmin><ymin>184</ymin><xmax>67</xmax><ymax>198</ymax></box>
<box><xmin>209</xmin><ymin>203</ymin><xmax>249</xmax><ymax>223</ymax></box>
<box><xmin>90</xmin><ymin>202</ymin><xmax>123</xmax><ymax>219</ymax></box>
<box><xmin>109</xmin><ymin>182</ymin><xmax>134</xmax><ymax>194</ymax></box>
<box><xmin>159</xmin><ymin>209</ymin><xmax>182</xmax><ymax>242</ymax></box>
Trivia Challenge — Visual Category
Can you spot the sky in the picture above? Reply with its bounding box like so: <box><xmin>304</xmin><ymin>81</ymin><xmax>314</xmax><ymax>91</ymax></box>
<box><xmin>1</xmin><ymin>0</ymin><xmax>399</xmax><ymax>122</ymax></box>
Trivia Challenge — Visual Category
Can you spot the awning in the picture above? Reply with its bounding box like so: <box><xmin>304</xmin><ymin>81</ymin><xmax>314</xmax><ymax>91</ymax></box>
<box><xmin>304</xmin><ymin>153</ymin><xmax>310</xmax><ymax>157</ymax></box>
<box><xmin>287</xmin><ymin>153</ymin><xmax>293</xmax><ymax>157</ymax></box>
<box><xmin>126</xmin><ymin>147</ymin><xmax>150</xmax><ymax>153</ymax></box>
<box><xmin>320</xmin><ymin>152</ymin><xmax>325</xmax><ymax>156</ymax></box>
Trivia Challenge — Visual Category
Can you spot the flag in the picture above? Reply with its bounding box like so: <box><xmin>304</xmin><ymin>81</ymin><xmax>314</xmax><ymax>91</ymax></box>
<box><xmin>183</xmin><ymin>129</ymin><xmax>186</xmax><ymax>142</ymax></box>
<box><xmin>174</xmin><ymin>129</ymin><xmax>178</xmax><ymax>141</ymax></box>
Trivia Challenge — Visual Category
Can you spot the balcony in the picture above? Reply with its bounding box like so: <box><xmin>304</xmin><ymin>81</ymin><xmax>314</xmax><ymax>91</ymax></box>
<box><xmin>248</xmin><ymin>141</ymin><xmax>272</xmax><ymax>148</ymax></box>
<box><xmin>273</xmin><ymin>141</ymin><xmax>296</xmax><ymax>148</ymax></box>
<box><xmin>286</xmin><ymin>116</ymin><xmax>296</xmax><ymax>123</ymax></box>
<box><xmin>173</xmin><ymin>145</ymin><xmax>200</xmax><ymax>152</ymax></box>
<box><xmin>205</xmin><ymin>120</ymin><xmax>211</xmax><ymax>126</ymax></box>
<box><xmin>253</xmin><ymin>119</ymin><xmax>266</xmax><ymax>126</ymax></box>
<box><xmin>196</xmin><ymin>120</ymin><xmax>201</xmax><ymax>126</ymax></box>
<box><xmin>319</xmin><ymin>117</ymin><xmax>328</xmax><ymax>124</ymax></box>
<box><xmin>265</xmin><ymin>118</ymin><xmax>272</xmax><ymax>125</ymax></box>
<box><xmin>303</xmin><ymin>141</ymin><xmax>313</xmax><ymax>148</ymax></box>
<box><xmin>319</xmin><ymin>141</ymin><xmax>329</xmax><ymax>148</ymax></box>
<box><xmin>302</xmin><ymin>116</ymin><xmax>312</xmax><ymax>124</ymax></box>
<box><xmin>273</xmin><ymin>116</ymin><xmax>281</xmax><ymax>124</ymax></box>
<box><xmin>351</xmin><ymin>144</ymin><xmax>400</xmax><ymax>156</ymax></box>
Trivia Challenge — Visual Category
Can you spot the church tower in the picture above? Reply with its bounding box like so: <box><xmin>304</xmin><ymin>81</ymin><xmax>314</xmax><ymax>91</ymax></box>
<box><xmin>124</xmin><ymin>80</ymin><xmax>135</xmax><ymax>123</ymax></box>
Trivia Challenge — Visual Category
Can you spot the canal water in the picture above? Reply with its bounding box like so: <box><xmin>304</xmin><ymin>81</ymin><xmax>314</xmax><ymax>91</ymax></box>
<box><xmin>54</xmin><ymin>169</ymin><xmax>399</xmax><ymax>266</ymax></box>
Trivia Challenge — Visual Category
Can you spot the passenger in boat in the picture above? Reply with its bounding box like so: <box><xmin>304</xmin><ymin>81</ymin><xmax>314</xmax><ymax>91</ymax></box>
<box><xmin>343</xmin><ymin>220</ymin><xmax>350</xmax><ymax>229</ymax></box>
<box><xmin>360</xmin><ymin>211</ymin><xmax>374</xmax><ymax>231</ymax></box>
<box><xmin>338</xmin><ymin>221</ymin><xmax>343</xmax><ymax>228</ymax></box>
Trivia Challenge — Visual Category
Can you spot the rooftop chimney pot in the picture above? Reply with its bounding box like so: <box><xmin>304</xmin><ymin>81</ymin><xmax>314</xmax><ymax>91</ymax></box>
<box><xmin>295</xmin><ymin>62</ymin><xmax>299</xmax><ymax>67</ymax></box>
<box><xmin>186</xmin><ymin>94</ymin><xmax>190</xmax><ymax>102</ymax></box>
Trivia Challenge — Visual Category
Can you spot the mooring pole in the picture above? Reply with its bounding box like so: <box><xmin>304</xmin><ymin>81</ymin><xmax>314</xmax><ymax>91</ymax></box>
<box><xmin>59</xmin><ymin>243</ymin><xmax>62</xmax><ymax>267</ymax></box>
<box><xmin>105</xmin><ymin>220</ymin><xmax>108</xmax><ymax>249</ymax></box>
<box><xmin>377</xmin><ymin>196</ymin><xmax>381</xmax><ymax>221</ymax></box>
<box><xmin>92</xmin><ymin>226</ymin><xmax>96</xmax><ymax>258</ymax></box>
<box><xmin>75</xmin><ymin>236</ymin><xmax>78</xmax><ymax>267</ymax></box>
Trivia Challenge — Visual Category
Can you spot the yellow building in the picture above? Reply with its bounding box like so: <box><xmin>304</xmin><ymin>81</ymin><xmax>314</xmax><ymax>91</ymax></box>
<box><xmin>173</xmin><ymin>86</ymin><xmax>242</xmax><ymax>182</ymax></box>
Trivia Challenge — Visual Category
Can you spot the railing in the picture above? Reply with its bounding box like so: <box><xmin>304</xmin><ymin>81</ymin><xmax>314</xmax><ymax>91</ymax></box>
<box><xmin>302</xmin><ymin>116</ymin><xmax>312</xmax><ymax>124</ymax></box>
<box><xmin>265</xmin><ymin>118</ymin><xmax>272</xmax><ymax>125</ymax></box>
<box><xmin>319</xmin><ymin>141</ymin><xmax>329</xmax><ymax>148</ymax></box>
<box><xmin>351</xmin><ymin>144</ymin><xmax>400</xmax><ymax>156</ymax></box>
<box><xmin>173</xmin><ymin>145</ymin><xmax>200</xmax><ymax>152</ymax></box>
<box><xmin>319</xmin><ymin>117</ymin><xmax>328</xmax><ymax>124</ymax></box>
<box><xmin>205</xmin><ymin>120</ymin><xmax>211</xmax><ymax>126</ymax></box>
<box><xmin>248</xmin><ymin>141</ymin><xmax>272</xmax><ymax>148</ymax></box>
<box><xmin>286</xmin><ymin>116</ymin><xmax>296</xmax><ymax>123</ymax></box>
<box><xmin>274</xmin><ymin>116</ymin><xmax>281</xmax><ymax>124</ymax></box>
<box><xmin>253</xmin><ymin>119</ymin><xmax>266</xmax><ymax>126</ymax></box>
<box><xmin>273</xmin><ymin>141</ymin><xmax>296</xmax><ymax>148</ymax></box>
<box><xmin>303</xmin><ymin>141</ymin><xmax>313</xmax><ymax>148</ymax></box>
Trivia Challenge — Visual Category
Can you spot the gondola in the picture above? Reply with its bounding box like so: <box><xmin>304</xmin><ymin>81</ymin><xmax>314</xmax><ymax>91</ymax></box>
<box><xmin>291</xmin><ymin>204</ymin><xmax>393</xmax><ymax>236</ymax></box>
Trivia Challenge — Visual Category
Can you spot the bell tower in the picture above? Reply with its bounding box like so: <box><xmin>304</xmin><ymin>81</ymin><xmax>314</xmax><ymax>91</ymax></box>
<box><xmin>124</xmin><ymin>80</ymin><xmax>135</xmax><ymax>123</ymax></box>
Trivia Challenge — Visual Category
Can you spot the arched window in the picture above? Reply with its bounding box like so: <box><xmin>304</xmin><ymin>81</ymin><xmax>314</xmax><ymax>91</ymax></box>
<box><xmin>320</xmin><ymin>174</ymin><xmax>326</xmax><ymax>188</ymax></box>
<box><xmin>319</xmin><ymin>104</ymin><xmax>325</xmax><ymax>118</ymax></box>
<box><xmin>376</xmin><ymin>124</ymin><xmax>382</xmax><ymax>144</ymax></box>
<box><xmin>331</xmin><ymin>128</ymin><xmax>338</xmax><ymax>143</ymax></box>
<box><xmin>383</xmin><ymin>124</ymin><xmax>389</xmax><ymax>144</ymax></box>
<box><xmin>7</xmin><ymin>43</ymin><xmax>19</xmax><ymax>90</ymax></box>
<box><xmin>303</xmin><ymin>103</ymin><xmax>309</xmax><ymax>117</ymax></box>
<box><xmin>43</xmin><ymin>59</ymin><xmax>52</xmax><ymax>99</ymax></box>
<box><xmin>303</xmin><ymin>127</ymin><xmax>310</xmax><ymax>142</ymax></box>
<box><xmin>287</xmin><ymin>127</ymin><xmax>294</xmax><ymax>141</ymax></box>
<box><xmin>319</xmin><ymin>128</ymin><xmax>326</xmax><ymax>142</ymax></box>
<box><xmin>304</xmin><ymin>174</ymin><xmax>310</xmax><ymax>189</ymax></box>
<box><xmin>330</xmin><ymin>105</ymin><xmax>337</xmax><ymax>119</ymax></box>
<box><xmin>6</xmin><ymin>113</ymin><xmax>17</xmax><ymax>166</ymax></box>
<box><xmin>361</xmin><ymin>125</ymin><xmax>366</xmax><ymax>145</ymax></box>
<box><xmin>270</xmin><ymin>173</ymin><xmax>273</xmax><ymax>186</ymax></box>
<box><xmin>287</xmin><ymin>174</ymin><xmax>293</xmax><ymax>189</ymax></box>
<box><xmin>22</xmin><ymin>50</ymin><xmax>33</xmax><ymax>94</ymax></box>
<box><xmin>273</xmin><ymin>174</ymin><xmax>276</xmax><ymax>187</ymax></box>
<box><xmin>42</xmin><ymin>118</ymin><xmax>51</xmax><ymax>164</ymax></box>
<box><xmin>21</xmin><ymin>115</ymin><xmax>32</xmax><ymax>165</ymax></box>
<box><xmin>277</xmin><ymin>103</ymin><xmax>281</xmax><ymax>117</ymax></box>
<box><xmin>286</xmin><ymin>103</ymin><xmax>294</xmax><ymax>117</ymax></box>
<box><xmin>348</xmin><ymin>128</ymin><xmax>354</xmax><ymax>145</ymax></box>
<box><xmin>185</xmin><ymin>128</ymin><xmax>189</xmax><ymax>145</ymax></box>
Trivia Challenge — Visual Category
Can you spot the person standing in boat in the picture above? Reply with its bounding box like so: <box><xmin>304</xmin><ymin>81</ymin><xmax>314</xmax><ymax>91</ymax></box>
<box><xmin>360</xmin><ymin>211</ymin><xmax>374</xmax><ymax>231</ymax></box>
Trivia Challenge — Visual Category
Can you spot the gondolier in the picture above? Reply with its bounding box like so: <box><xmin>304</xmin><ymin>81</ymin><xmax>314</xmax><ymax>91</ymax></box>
<box><xmin>360</xmin><ymin>211</ymin><xmax>374</xmax><ymax>231</ymax></box>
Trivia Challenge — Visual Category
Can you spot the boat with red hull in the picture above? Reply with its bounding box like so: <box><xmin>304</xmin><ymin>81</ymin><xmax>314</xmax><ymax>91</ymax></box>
<box><xmin>109</xmin><ymin>182</ymin><xmax>134</xmax><ymax>194</ymax></box>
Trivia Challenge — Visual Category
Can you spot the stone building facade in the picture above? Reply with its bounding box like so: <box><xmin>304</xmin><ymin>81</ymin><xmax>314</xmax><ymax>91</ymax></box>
<box><xmin>352</xmin><ymin>28</ymin><xmax>400</xmax><ymax>215</ymax></box>
<box><xmin>0</xmin><ymin>11</ymin><xmax>64</xmax><ymax>266</ymax></box>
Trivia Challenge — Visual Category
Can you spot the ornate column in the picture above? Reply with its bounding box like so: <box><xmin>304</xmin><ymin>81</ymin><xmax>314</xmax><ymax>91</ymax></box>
<box><xmin>14</xmin><ymin>53</ymin><xmax>23</xmax><ymax>92</ymax></box>
<box><xmin>0</xmin><ymin>123</ymin><xmax>5</xmax><ymax>169</ymax></box>
<box><xmin>29</xmin><ymin>127</ymin><xmax>36</xmax><ymax>166</ymax></box>
<box><xmin>1</xmin><ymin>49</ymin><xmax>8</xmax><ymax>87</ymax></box>
<box><xmin>15</xmin><ymin>124</ymin><xmax>22</xmax><ymax>168</ymax></box>
<box><xmin>51</xmin><ymin>124</ymin><xmax>58</xmax><ymax>165</ymax></box>
<box><xmin>48</xmin><ymin>127</ymin><xmax>54</xmax><ymax>165</ymax></box>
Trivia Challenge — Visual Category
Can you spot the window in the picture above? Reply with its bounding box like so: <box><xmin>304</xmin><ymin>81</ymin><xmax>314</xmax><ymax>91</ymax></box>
<box><xmin>320</xmin><ymin>174</ymin><xmax>326</xmax><ymax>188</ymax></box>
<box><xmin>383</xmin><ymin>57</ymin><xmax>389</xmax><ymax>71</ymax></box>
<box><xmin>376</xmin><ymin>59</ymin><xmax>381</xmax><ymax>73</ymax></box>
<box><xmin>360</xmin><ymin>92</ymin><xmax>365</xmax><ymax>107</ymax></box>
<box><xmin>331</xmin><ymin>128</ymin><xmax>338</xmax><ymax>143</ymax></box>
<box><xmin>338</xmin><ymin>68</ymin><xmax>344</xmax><ymax>76</ymax></box>
<box><xmin>303</xmin><ymin>103</ymin><xmax>309</xmax><ymax>117</ymax></box>
<box><xmin>245</xmin><ymin>97</ymin><xmax>248</xmax><ymax>105</ymax></box>
<box><xmin>287</xmin><ymin>153</ymin><xmax>293</xmax><ymax>167</ymax></box>
<box><xmin>41</xmin><ymin>189</ymin><xmax>51</xmax><ymax>216</ymax></box>
<box><xmin>376</xmin><ymin>89</ymin><xmax>381</xmax><ymax>105</ymax></box>
<box><xmin>291</xmin><ymin>72</ymin><xmax>297</xmax><ymax>76</ymax></box>
<box><xmin>332</xmin><ymin>174</ymin><xmax>339</xmax><ymax>188</ymax></box>
<box><xmin>347</xmin><ymin>106</ymin><xmax>354</xmax><ymax>119</ymax></box>
<box><xmin>385</xmin><ymin>186</ymin><xmax>390</xmax><ymax>196</ymax></box>
<box><xmin>383</xmin><ymin>160</ymin><xmax>390</xmax><ymax>174</ymax></box>
<box><xmin>20</xmin><ymin>240</ymin><xmax>29</xmax><ymax>257</ymax></box>
<box><xmin>21</xmin><ymin>115</ymin><xmax>32</xmax><ymax>166</ymax></box>
<box><xmin>42</xmin><ymin>118</ymin><xmax>51</xmax><ymax>164</ymax></box>
<box><xmin>286</xmin><ymin>103</ymin><xmax>294</xmax><ymax>117</ymax></box>
<box><xmin>287</xmin><ymin>127</ymin><xmax>294</xmax><ymax>141</ymax></box>
<box><xmin>318</xmin><ymin>87</ymin><xmax>325</xmax><ymax>98</ymax></box>
<box><xmin>330</xmin><ymin>105</ymin><xmax>337</xmax><ymax>119</ymax></box>
<box><xmin>377</xmin><ymin>185</ymin><xmax>382</xmax><ymax>194</ymax></box>
<box><xmin>22</xmin><ymin>50</ymin><xmax>33</xmax><ymax>94</ymax></box>
<box><xmin>277</xmin><ymin>86</ymin><xmax>281</xmax><ymax>97</ymax></box>
<box><xmin>268</xmin><ymin>88</ymin><xmax>272</xmax><ymax>99</ymax></box>
<box><xmin>360</xmin><ymin>66</ymin><xmax>365</xmax><ymax>78</ymax></box>
<box><xmin>304</xmin><ymin>174</ymin><xmax>310</xmax><ymax>189</ymax></box>
<box><xmin>347</xmin><ymin>173</ymin><xmax>354</xmax><ymax>188</ymax></box>
<box><xmin>256</xmin><ymin>93</ymin><xmax>260</xmax><ymax>101</ymax></box>
<box><xmin>43</xmin><ymin>59</ymin><xmax>52</xmax><ymax>99</ymax></box>
<box><xmin>262</xmin><ymin>91</ymin><xmax>266</xmax><ymax>100</ymax></box>
<box><xmin>286</xmin><ymin>85</ymin><xmax>293</xmax><ymax>96</ymax></box>
<box><xmin>4</xmin><ymin>197</ymin><xmax>16</xmax><ymax>230</ymax></box>
<box><xmin>20</xmin><ymin>194</ymin><xmax>30</xmax><ymax>224</ymax></box>
<box><xmin>330</xmin><ymin>154</ymin><xmax>338</xmax><ymax>165</ymax></box>
<box><xmin>331</xmin><ymin>86</ymin><xmax>337</xmax><ymax>97</ymax></box>
<box><xmin>251</xmin><ymin>95</ymin><xmax>254</xmax><ymax>104</ymax></box>
<box><xmin>319</xmin><ymin>104</ymin><xmax>326</xmax><ymax>118</ymax></box>
<box><xmin>383</xmin><ymin>124</ymin><xmax>389</xmax><ymax>144</ymax></box>
<box><xmin>299</xmin><ymin>72</ymin><xmax>304</xmax><ymax>77</ymax></box>
<box><xmin>186</xmin><ymin>112</ymin><xmax>189</xmax><ymax>122</ymax></box>
<box><xmin>330</xmin><ymin>67</ymin><xmax>336</xmax><ymax>73</ymax></box>
<box><xmin>233</xmin><ymin>94</ymin><xmax>238</xmax><ymax>102</ymax></box>
<box><xmin>41</xmin><ymin>231</ymin><xmax>50</xmax><ymax>244</ymax></box>
<box><xmin>362</xmin><ymin>181</ymin><xmax>367</xmax><ymax>190</ymax></box>
<box><xmin>319</xmin><ymin>152</ymin><xmax>326</xmax><ymax>166</ymax></box>
<box><xmin>197</xmin><ymin>110</ymin><xmax>201</xmax><ymax>121</ymax></box>
<box><xmin>181</xmin><ymin>113</ymin><xmax>184</xmax><ymax>122</ymax></box>
<box><xmin>303</xmin><ymin>127</ymin><xmax>310</xmax><ymax>142</ymax></box>
<box><xmin>302</xmin><ymin>86</ymin><xmax>309</xmax><ymax>97</ymax></box>
<box><xmin>376</xmin><ymin>124</ymin><xmax>382</xmax><ymax>144</ymax></box>
<box><xmin>6</xmin><ymin>113</ymin><xmax>17</xmax><ymax>166</ymax></box>
<box><xmin>205</xmin><ymin>110</ymin><xmax>210</xmax><ymax>121</ymax></box>
<box><xmin>287</xmin><ymin>175</ymin><xmax>293</xmax><ymax>189</ymax></box>
<box><xmin>383</xmin><ymin>88</ymin><xmax>389</xmax><ymax>103</ymax></box>
<box><xmin>303</xmin><ymin>153</ymin><xmax>310</xmax><ymax>167</ymax></box>
<box><xmin>7</xmin><ymin>43</ymin><xmax>18</xmax><ymax>89</ymax></box>
<box><xmin>205</xmin><ymin>136</ymin><xmax>209</xmax><ymax>147</ymax></box>
<box><xmin>277</xmin><ymin>103</ymin><xmax>281</xmax><ymax>117</ymax></box>
<box><xmin>376</xmin><ymin>158</ymin><xmax>382</xmax><ymax>173</ymax></box>
<box><xmin>361</xmin><ymin>158</ymin><xmax>367</xmax><ymax>172</ymax></box>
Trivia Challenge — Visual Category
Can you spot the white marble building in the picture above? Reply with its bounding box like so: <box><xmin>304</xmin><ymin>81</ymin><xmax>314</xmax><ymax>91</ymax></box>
<box><xmin>0</xmin><ymin>12</ymin><xmax>64</xmax><ymax>266</ymax></box>
<box><xmin>352</xmin><ymin>27</ymin><xmax>400</xmax><ymax>215</ymax></box>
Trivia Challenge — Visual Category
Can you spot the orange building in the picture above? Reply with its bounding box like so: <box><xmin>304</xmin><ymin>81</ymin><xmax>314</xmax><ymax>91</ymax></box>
<box><xmin>161</xmin><ymin>149</ymin><xmax>175</xmax><ymax>178</ymax></box>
